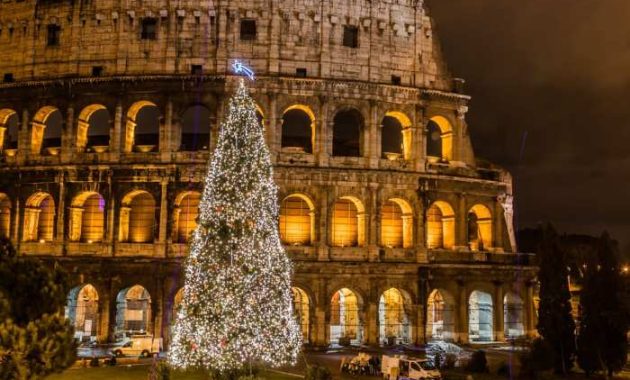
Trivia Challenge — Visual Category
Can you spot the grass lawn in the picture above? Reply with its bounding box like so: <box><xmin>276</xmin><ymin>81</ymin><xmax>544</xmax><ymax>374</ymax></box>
<box><xmin>47</xmin><ymin>365</ymin><xmax>301</xmax><ymax>380</ymax></box>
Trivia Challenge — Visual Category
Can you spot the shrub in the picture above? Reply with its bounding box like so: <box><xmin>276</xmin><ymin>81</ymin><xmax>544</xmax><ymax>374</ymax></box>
<box><xmin>305</xmin><ymin>364</ymin><xmax>333</xmax><ymax>380</ymax></box>
<box><xmin>466</xmin><ymin>350</ymin><xmax>488</xmax><ymax>373</ymax></box>
<box><xmin>519</xmin><ymin>338</ymin><xmax>554</xmax><ymax>378</ymax></box>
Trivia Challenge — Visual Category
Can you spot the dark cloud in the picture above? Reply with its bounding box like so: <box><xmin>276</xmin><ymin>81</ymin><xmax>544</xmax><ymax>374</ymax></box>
<box><xmin>427</xmin><ymin>0</ymin><xmax>630</xmax><ymax>256</ymax></box>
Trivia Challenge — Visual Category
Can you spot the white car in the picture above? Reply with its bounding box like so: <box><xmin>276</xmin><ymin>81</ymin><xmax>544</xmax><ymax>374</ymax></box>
<box><xmin>111</xmin><ymin>335</ymin><xmax>162</xmax><ymax>358</ymax></box>
<box><xmin>382</xmin><ymin>355</ymin><xmax>442</xmax><ymax>380</ymax></box>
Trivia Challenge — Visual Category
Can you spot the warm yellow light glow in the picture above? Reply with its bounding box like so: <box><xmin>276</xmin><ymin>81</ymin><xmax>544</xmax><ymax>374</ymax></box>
<box><xmin>332</xmin><ymin>197</ymin><xmax>365</xmax><ymax>247</ymax></box>
<box><xmin>77</xmin><ymin>104</ymin><xmax>108</xmax><ymax>152</ymax></box>
<box><xmin>70</xmin><ymin>192</ymin><xmax>105</xmax><ymax>243</ymax></box>
<box><xmin>120</xmin><ymin>190</ymin><xmax>155</xmax><ymax>243</ymax></box>
<box><xmin>468</xmin><ymin>204</ymin><xmax>492</xmax><ymax>251</ymax></box>
<box><xmin>31</xmin><ymin>106</ymin><xmax>59</xmax><ymax>155</ymax></box>
<box><xmin>330</xmin><ymin>288</ymin><xmax>360</xmax><ymax>342</ymax></box>
<box><xmin>24</xmin><ymin>192</ymin><xmax>55</xmax><ymax>242</ymax></box>
<box><xmin>0</xmin><ymin>193</ymin><xmax>11</xmax><ymax>239</ymax></box>
<box><xmin>279</xmin><ymin>195</ymin><xmax>314</xmax><ymax>246</ymax></box>
<box><xmin>378</xmin><ymin>288</ymin><xmax>409</xmax><ymax>342</ymax></box>
<box><xmin>429</xmin><ymin>116</ymin><xmax>454</xmax><ymax>161</ymax></box>
<box><xmin>381</xmin><ymin>201</ymin><xmax>403</xmax><ymax>248</ymax></box>
<box><xmin>291</xmin><ymin>287</ymin><xmax>310</xmax><ymax>342</ymax></box>
<box><xmin>385</xmin><ymin>111</ymin><xmax>413</xmax><ymax>160</ymax></box>
<box><xmin>0</xmin><ymin>109</ymin><xmax>17</xmax><ymax>151</ymax></box>
<box><xmin>175</xmin><ymin>191</ymin><xmax>201</xmax><ymax>243</ymax></box>
<box><xmin>125</xmin><ymin>100</ymin><xmax>158</xmax><ymax>153</ymax></box>
<box><xmin>426</xmin><ymin>201</ymin><xmax>455</xmax><ymax>249</ymax></box>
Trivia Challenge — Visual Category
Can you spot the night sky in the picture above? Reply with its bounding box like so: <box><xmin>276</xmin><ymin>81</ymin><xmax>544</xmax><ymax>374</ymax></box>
<box><xmin>427</xmin><ymin>0</ymin><xmax>630</xmax><ymax>257</ymax></box>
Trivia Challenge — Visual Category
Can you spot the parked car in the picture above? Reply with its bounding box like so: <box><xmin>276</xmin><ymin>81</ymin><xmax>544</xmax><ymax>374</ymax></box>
<box><xmin>111</xmin><ymin>335</ymin><xmax>162</xmax><ymax>358</ymax></box>
<box><xmin>381</xmin><ymin>355</ymin><xmax>441</xmax><ymax>380</ymax></box>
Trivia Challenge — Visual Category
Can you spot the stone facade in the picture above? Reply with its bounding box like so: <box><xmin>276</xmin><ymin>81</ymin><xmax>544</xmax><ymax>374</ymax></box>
<box><xmin>0</xmin><ymin>0</ymin><xmax>537</xmax><ymax>347</ymax></box>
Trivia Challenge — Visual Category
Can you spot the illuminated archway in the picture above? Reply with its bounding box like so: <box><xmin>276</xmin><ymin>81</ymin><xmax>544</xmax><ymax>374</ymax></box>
<box><xmin>469</xmin><ymin>290</ymin><xmax>494</xmax><ymax>342</ymax></box>
<box><xmin>125</xmin><ymin>101</ymin><xmax>159</xmax><ymax>153</ymax></box>
<box><xmin>180</xmin><ymin>105</ymin><xmax>211</xmax><ymax>151</ymax></box>
<box><xmin>0</xmin><ymin>193</ymin><xmax>10</xmax><ymax>239</ymax></box>
<box><xmin>281</xmin><ymin>105</ymin><xmax>315</xmax><ymax>154</ymax></box>
<box><xmin>119</xmin><ymin>191</ymin><xmax>156</xmax><ymax>243</ymax></box>
<box><xmin>116</xmin><ymin>285</ymin><xmax>151</xmax><ymax>335</ymax></box>
<box><xmin>66</xmin><ymin>284</ymin><xmax>99</xmax><ymax>341</ymax></box>
<box><xmin>69</xmin><ymin>192</ymin><xmax>105</xmax><ymax>243</ymax></box>
<box><xmin>427</xmin><ymin>289</ymin><xmax>455</xmax><ymax>341</ymax></box>
<box><xmin>378</xmin><ymin>288</ymin><xmax>411</xmax><ymax>345</ymax></box>
<box><xmin>468</xmin><ymin>204</ymin><xmax>492</xmax><ymax>251</ymax></box>
<box><xmin>426</xmin><ymin>116</ymin><xmax>453</xmax><ymax>161</ymax></box>
<box><xmin>426</xmin><ymin>201</ymin><xmax>455</xmax><ymax>249</ymax></box>
<box><xmin>330</xmin><ymin>288</ymin><xmax>363</xmax><ymax>345</ymax></box>
<box><xmin>381</xmin><ymin>198</ymin><xmax>413</xmax><ymax>248</ymax></box>
<box><xmin>32</xmin><ymin>106</ymin><xmax>62</xmax><ymax>155</ymax></box>
<box><xmin>23</xmin><ymin>192</ymin><xmax>55</xmax><ymax>242</ymax></box>
<box><xmin>0</xmin><ymin>109</ymin><xmax>18</xmax><ymax>152</ymax></box>
<box><xmin>280</xmin><ymin>194</ymin><xmax>315</xmax><ymax>246</ymax></box>
<box><xmin>291</xmin><ymin>287</ymin><xmax>310</xmax><ymax>343</ymax></box>
<box><xmin>504</xmin><ymin>292</ymin><xmax>525</xmax><ymax>338</ymax></box>
<box><xmin>382</xmin><ymin>112</ymin><xmax>412</xmax><ymax>160</ymax></box>
<box><xmin>331</xmin><ymin>196</ymin><xmax>365</xmax><ymax>247</ymax></box>
<box><xmin>332</xmin><ymin>108</ymin><xmax>364</xmax><ymax>157</ymax></box>
<box><xmin>77</xmin><ymin>104</ymin><xmax>110</xmax><ymax>152</ymax></box>
<box><xmin>173</xmin><ymin>191</ymin><xmax>201</xmax><ymax>243</ymax></box>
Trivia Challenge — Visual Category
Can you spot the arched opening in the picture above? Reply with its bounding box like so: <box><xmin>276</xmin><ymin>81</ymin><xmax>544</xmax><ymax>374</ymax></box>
<box><xmin>255</xmin><ymin>106</ymin><xmax>265</xmax><ymax>130</ymax></box>
<box><xmin>330</xmin><ymin>288</ymin><xmax>363</xmax><ymax>346</ymax></box>
<box><xmin>381</xmin><ymin>198</ymin><xmax>413</xmax><ymax>249</ymax></box>
<box><xmin>66</xmin><ymin>284</ymin><xmax>99</xmax><ymax>341</ymax></box>
<box><xmin>381</xmin><ymin>116</ymin><xmax>402</xmax><ymax>159</ymax></box>
<box><xmin>427</xmin><ymin>289</ymin><xmax>455</xmax><ymax>341</ymax></box>
<box><xmin>426</xmin><ymin>116</ymin><xmax>453</xmax><ymax>162</ymax></box>
<box><xmin>291</xmin><ymin>287</ymin><xmax>310</xmax><ymax>343</ymax></box>
<box><xmin>279</xmin><ymin>194</ymin><xmax>315</xmax><ymax>246</ymax></box>
<box><xmin>281</xmin><ymin>106</ymin><xmax>315</xmax><ymax>154</ymax></box>
<box><xmin>77</xmin><ymin>105</ymin><xmax>110</xmax><ymax>153</ymax></box>
<box><xmin>426</xmin><ymin>201</ymin><xmax>455</xmax><ymax>249</ymax></box>
<box><xmin>504</xmin><ymin>292</ymin><xmax>525</xmax><ymax>338</ymax></box>
<box><xmin>378</xmin><ymin>288</ymin><xmax>411</xmax><ymax>345</ymax></box>
<box><xmin>119</xmin><ymin>191</ymin><xmax>156</xmax><ymax>243</ymax></box>
<box><xmin>468</xmin><ymin>204</ymin><xmax>492</xmax><ymax>251</ymax></box>
<box><xmin>23</xmin><ymin>192</ymin><xmax>55</xmax><ymax>242</ymax></box>
<box><xmin>0</xmin><ymin>193</ymin><xmax>11</xmax><ymax>239</ymax></box>
<box><xmin>125</xmin><ymin>101</ymin><xmax>160</xmax><ymax>153</ymax></box>
<box><xmin>180</xmin><ymin>105</ymin><xmax>211</xmax><ymax>151</ymax></box>
<box><xmin>32</xmin><ymin>106</ymin><xmax>62</xmax><ymax>155</ymax></box>
<box><xmin>469</xmin><ymin>290</ymin><xmax>494</xmax><ymax>342</ymax></box>
<box><xmin>332</xmin><ymin>108</ymin><xmax>363</xmax><ymax>157</ymax></box>
<box><xmin>116</xmin><ymin>285</ymin><xmax>151</xmax><ymax>336</ymax></box>
<box><xmin>332</xmin><ymin>196</ymin><xmax>365</xmax><ymax>247</ymax></box>
<box><xmin>174</xmin><ymin>191</ymin><xmax>200</xmax><ymax>243</ymax></box>
<box><xmin>0</xmin><ymin>109</ymin><xmax>18</xmax><ymax>153</ymax></box>
<box><xmin>69</xmin><ymin>192</ymin><xmax>105</xmax><ymax>243</ymax></box>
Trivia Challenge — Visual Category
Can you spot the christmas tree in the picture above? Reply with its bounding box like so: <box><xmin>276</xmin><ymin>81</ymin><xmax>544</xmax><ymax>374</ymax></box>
<box><xmin>168</xmin><ymin>80</ymin><xmax>302</xmax><ymax>373</ymax></box>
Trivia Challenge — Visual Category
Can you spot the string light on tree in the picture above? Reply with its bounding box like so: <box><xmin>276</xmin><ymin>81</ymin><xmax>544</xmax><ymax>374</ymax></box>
<box><xmin>168</xmin><ymin>65</ymin><xmax>301</xmax><ymax>372</ymax></box>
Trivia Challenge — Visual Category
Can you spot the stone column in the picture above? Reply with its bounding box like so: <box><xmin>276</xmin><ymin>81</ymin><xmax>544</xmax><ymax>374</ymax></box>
<box><xmin>112</xmin><ymin>102</ymin><xmax>123</xmax><ymax>153</ymax></box>
<box><xmin>56</xmin><ymin>172</ymin><xmax>65</xmax><ymax>243</ymax></box>
<box><xmin>525</xmin><ymin>283</ymin><xmax>537</xmax><ymax>337</ymax></box>
<box><xmin>456</xmin><ymin>282</ymin><xmax>468</xmax><ymax>343</ymax></box>
<box><xmin>317</xmin><ymin>96</ymin><xmax>329</xmax><ymax>166</ymax></box>
<box><xmin>62</xmin><ymin>105</ymin><xmax>74</xmax><ymax>162</ymax></box>
<box><xmin>11</xmin><ymin>197</ymin><xmax>20</xmax><ymax>244</ymax></box>
<box><xmin>158</xmin><ymin>180</ymin><xmax>169</xmax><ymax>245</ymax></box>
<box><xmin>317</xmin><ymin>187</ymin><xmax>330</xmax><ymax>261</ymax></box>
<box><xmin>106</xmin><ymin>195</ymin><xmax>116</xmax><ymax>244</ymax></box>
<box><xmin>456</xmin><ymin>194</ymin><xmax>468</xmax><ymax>249</ymax></box>
<box><xmin>98</xmin><ymin>286</ymin><xmax>111</xmax><ymax>343</ymax></box>
<box><xmin>314</xmin><ymin>280</ymin><xmax>329</xmax><ymax>347</ymax></box>
<box><xmin>152</xmin><ymin>283</ymin><xmax>164</xmax><ymax>341</ymax></box>
<box><xmin>494</xmin><ymin>283</ymin><xmax>505</xmax><ymax>341</ymax></box>
<box><xmin>16</xmin><ymin>109</ymin><xmax>29</xmax><ymax>162</ymax></box>
<box><xmin>367</xmin><ymin>185</ymin><xmax>378</xmax><ymax>261</ymax></box>
<box><xmin>268</xmin><ymin>94</ymin><xmax>278</xmax><ymax>161</ymax></box>
<box><xmin>160</xmin><ymin>99</ymin><xmax>173</xmax><ymax>156</ymax></box>
<box><xmin>367</xmin><ymin>100</ymin><xmax>379</xmax><ymax>168</ymax></box>
<box><xmin>493</xmin><ymin>198</ymin><xmax>504</xmax><ymax>252</ymax></box>
<box><xmin>366</xmin><ymin>301</ymin><xmax>378</xmax><ymax>346</ymax></box>
<box><xmin>68</xmin><ymin>207</ymin><xmax>84</xmax><ymax>242</ymax></box>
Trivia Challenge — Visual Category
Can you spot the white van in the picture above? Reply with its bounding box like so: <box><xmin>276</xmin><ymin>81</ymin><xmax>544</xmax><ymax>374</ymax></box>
<box><xmin>382</xmin><ymin>355</ymin><xmax>441</xmax><ymax>380</ymax></box>
<box><xmin>112</xmin><ymin>335</ymin><xmax>162</xmax><ymax>358</ymax></box>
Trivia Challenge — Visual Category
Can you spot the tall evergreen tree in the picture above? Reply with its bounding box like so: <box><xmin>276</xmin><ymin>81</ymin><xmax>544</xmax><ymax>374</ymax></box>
<box><xmin>169</xmin><ymin>80</ymin><xmax>302</xmax><ymax>374</ymax></box>
<box><xmin>0</xmin><ymin>238</ymin><xmax>77</xmax><ymax>380</ymax></box>
<box><xmin>536</xmin><ymin>224</ymin><xmax>576</xmax><ymax>375</ymax></box>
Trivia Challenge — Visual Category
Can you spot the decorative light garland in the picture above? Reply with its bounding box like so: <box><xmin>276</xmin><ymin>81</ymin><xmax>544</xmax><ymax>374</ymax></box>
<box><xmin>168</xmin><ymin>79</ymin><xmax>302</xmax><ymax>372</ymax></box>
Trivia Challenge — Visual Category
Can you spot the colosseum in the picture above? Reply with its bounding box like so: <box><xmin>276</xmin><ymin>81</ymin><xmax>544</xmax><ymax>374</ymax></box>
<box><xmin>0</xmin><ymin>0</ymin><xmax>537</xmax><ymax>348</ymax></box>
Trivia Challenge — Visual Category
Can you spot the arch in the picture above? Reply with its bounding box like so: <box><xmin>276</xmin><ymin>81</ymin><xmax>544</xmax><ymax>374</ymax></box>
<box><xmin>426</xmin><ymin>201</ymin><xmax>455</xmax><ymax>249</ymax></box>
<box><xmin>330</xmin><ymin>288</ymin><xmax>363</xmax><ymax>346</ymax></box>
<box><xmin>32</xmin><ymin>106</ymin><xmax>62</xmax><ymax>155</ymax></box>
<box><xmin>331</xmin><ymin>196</ymin><xmax>365</xmax><ymax>247</ymax></box>
<box><xmin>116</xmin><ymin>285</ymin><xmax>151</xmax><ymax>335</ymax></box>
<box><xmin>280</xmin><ymin>194</ymin><xmax>315</xmax><ymax>246</ymax></box>
<box><xmin>468</xmin><ymin>204</ymin><xmax>492</xmax><ymax>251</ymax></box>
<box><xmin>0</xmin><ymin>108</ymin><xmax>18</xmax><ymax>152</ymax></box>
<box><xmin>426</xmin><ymin>116</ymin><xmax>453</xmax><ymax>161</ymax></box>
<box><xmin>281</xmin><ymin>105</ymin><xmax>315</xmax><ymax>154</ymax></box>
<box><xmin>469</xmin><ymin>290</ymin><xmax>494</xmax><ymax>342</ymax></box>
<box><xmin>381</xmin><ymin>198</ymin><xmax>413</xmax><ymax>249</ymax></box>
<box><xmin>332</xmin><ymin>108</ymin><xmax>364</xmax><ymax>157</ymax></box>
<box><xmin>0</xmin><ymin>193</ymin><xmax>11</xmax><ymax>239</ymax></box>
<box><xmin>180</xmin><ymin>105</ymin><xmax>211</xmax><ymax>151</ymax></box>
<box><xmin>504</xmin><ymin>292</ymin><xmax>525</xmax><ymax>338</ymax></box>
<box><xmin>427</xmin><ymin>289</ymin><xmax>456</xmax><ymax>341</ymax></box>
<box><xmin>119</xmin><ymin>190</ymin><xmax>156</xmax><ymax>243</ymax></box>
<box><xmin>381</xmin><ymin>111</ymin><xmax>413</xmax><ymax>160</ymax></box>
<box><xmin>378</xmin><ymin>288</ymin><xmax>411</xmax><ymax>345</ymax></box>
<box><xmin>77</xmin><ymin>104</ymin><xmax>110</xmax><ymax>152</ymax></box>
<box><xmin>291</xmin><ymin>287</ymin><xmax>310</xmax><ymax>343</ymax></box>
<box><xmin>173</xmin><ymin>191</ymin><xmax>201</xmax><ymax>243</ymax></box>
<box><xmin>125</xmin><ymin>101</ymin><xmax>159</xmax><ymax>153</ymax></box>
<box><xmin>254</xmin><ymin>104</ymin><xmax>265</xmax><ymax>130</ymax></box>
<box><xmin>66</xmin><ymin>284</ymin><xmax>99</xmax><ymax>341</ymax></box>
<box><xmin>69</xmin><ymin>192</ymin><xmax>105</xmax><ymax>243</ymax></box>
<box><xmin>23</xmin><ymin>192</ymin><xmax>55</xmax><ymax>242</ymax></box>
